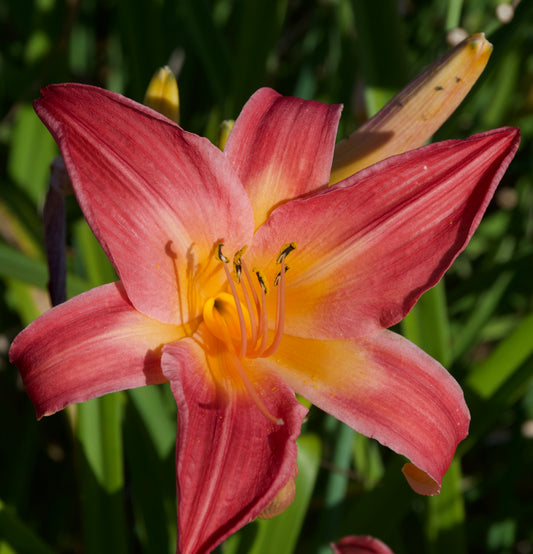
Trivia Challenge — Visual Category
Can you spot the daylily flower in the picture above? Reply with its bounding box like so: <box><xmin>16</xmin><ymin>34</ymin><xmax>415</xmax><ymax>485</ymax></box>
<box><xmin>10</xmin><ymin>72</ymin><xmax>519</xmax><ymax>553</ymax></box>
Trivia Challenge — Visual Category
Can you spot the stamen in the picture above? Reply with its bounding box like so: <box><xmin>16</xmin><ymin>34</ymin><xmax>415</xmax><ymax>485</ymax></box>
<box><xmin>233</xmin><ymin>249</ymin><xmax>258</xmax><ymax>347</ymax></box>
<box><xmin>274</xmin><ymin>265</ymin><xmax>290</xmax><ymax>286</ymax></box>
<box><xmin>218</xmin><ymin>245</ymin><xmax>247</xmax><ymax>359</ymax></box>
<box><xmin>259</xmin><ymin>243</ymin><xmax>295</xmax><ymax>357</ymax></box>
<box><xmin>255</xmin><ymin>269</ymin><xmax>268</xmax><ymax>295</ymax></box>
<box><xmin>233</xmin><ymin>246</ymin><xmax>248</xmax><ymax>283</ymax></box>
<box><xmin>261</xmin><ymin>261</ymin><xmax>286</xmax><ymax>358</ymax></box>
<box><xmin>216</xmin><ymin>243</ymin><xmax>230</xmax><ymax>263</ymax></box>
<box><xmin>240</xmin><ymin>261</ymin><xmax>261</xmax><ymax>348</ymax></box>
<box><xmin>207</xmin><ymin>242</ymin><xmax>293</xmax><ymax>424</ymax></box>
<box><xmin>239</xmin><ymin>274</ymin><xmax>257</xmax><ymax>348</ymax></box>
<box><xmin>277</xmin><ymin>242</ymin><xmax>297</xmax><ymax>264</ymax></box>
<box><xmin>252</xmin><ymin>270</ymin><xmax>270</xmax><ymax>357</ymax></box>
<box><xmin>241</xmin><ymin>260</ymin><xmax>260</xmax><ymax>315</ymax></box>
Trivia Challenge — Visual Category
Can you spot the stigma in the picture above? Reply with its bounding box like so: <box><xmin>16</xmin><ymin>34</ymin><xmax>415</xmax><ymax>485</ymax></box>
<box><xmin>202</xmin><ymin>243</ymin><xmax>296</xmax><ymax>425</ymax></box>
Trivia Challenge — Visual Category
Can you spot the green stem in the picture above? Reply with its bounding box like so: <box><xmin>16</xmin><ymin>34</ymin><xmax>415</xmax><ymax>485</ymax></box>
<box><xmin>466</xmin><ymin>311</ymin><xmax>533</xmax><ymax>400</ymax></box>
<box><xmin>401</xmin><ymin>282</ymin><xmax>451</xmax><ymax>366</ymax></box>
<box><xmin>445</xmin><ymin>0</ymin><xmax>464</xmax><ymax>31</ymax></box>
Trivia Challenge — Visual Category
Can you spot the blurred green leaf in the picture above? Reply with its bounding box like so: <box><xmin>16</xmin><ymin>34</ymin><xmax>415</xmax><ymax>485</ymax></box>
<box><xmin>427</xmin><ymin>459</ymin><xmax>467</xmax><ymax>554</ymax></box>
<box><xmin>0</xmin><ymin>244</ymin><xmax>47</xmax><ymax>289</ymax></box>
<box><xmin>128</xmin><ymin>385</ymin><xmax>176</xmax><ymax>460</ymax></box>
<box><xmin>180</xmin><ymin>0</ymin><xmax>232</xmax><ymax>103</ymax></box>
<box><xmin>353</xmin><ymin>433</ymin><xmax>384</xmax><ymax>491</ymax></box>
<box><xmin>72</xmin><ymin>219</ymin><xmax>116</xmax><ymax>287</ymax></box>
<box><xmin>338</xmin><ymin>457</ymin><xmax>413</xmax><ymax>548</ymax></box>
<box><xmin>7</xmin><ymin>104</ymin><xmax>57</xmax><ymax>204</ymax></box>
<box><xmin>451</xmin><ymin>270</ymin><xmax>514</xmax><ymax>361</ymax></box>
<box><xmin>351</xmin><ymin>0</ymin><xmax>408</xmax><ymax>116</ymax></box>
<box><xmin>0</xmin><ymin>500</ymin><xmax>56</xmax><ymax>554</ymax></box>
<box><xmin>77</xmin><ymin>394</ymin><xmax>127</xmax><ymax>554</ymax></box>
<box><xmin>0</xmin><ymin>185</ymin><xmax>44</xmax><ymax>257</ymax></box>
<box><xmin>316</xmin><ymin>420</ymin><xmax>356</xmax><ymax>553</ymax></box>
<box><xmin>4</xmin><ymin>281</ymin><xmax>47</xmax><ymax>326</ymax></box>
<box><xmin>231</xmin><ymin>0</ymin><xmax>288</xmax><ymax>111</ymax></box>
<box><xmin>124</xmin><ymin>387</ymin><xmax>177</xmax><ymax>554</ymax></box>
<box><xmin>0</xmin><ymin>243</ymin><xmax>89</xmax><ymax>297</ymax></box>
<box><xmin>402</xmin><ymin>282</ymin><xmax>451</xmax><ymax>366</ymax></box>
<box><xmin>466</xmin><ymin>312</ymin><xmax>533</xmax><ymax>400</ymax></box>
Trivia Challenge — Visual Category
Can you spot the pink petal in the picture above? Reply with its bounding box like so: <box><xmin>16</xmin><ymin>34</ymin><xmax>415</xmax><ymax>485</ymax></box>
<box><xmin>251</xmin><ymin>127</ymin><xmax>520</xmax><ymax>339</ymax></box>
<box><xmin>257</xmin><ymin>329</ymin><xmax>469</xmax><ymax>495</ymax></box>
<box><xmin>161</xmin><ymin>334</ymin><xmax>307</xmax><ymax>554</ymax></box>
<box><xmin>9</xmin><ymin>282</ymin><xmax>182</xmax><ymax>419</ymax></box>
<box><xmin>224</xmin><ymin>87</ymin><xmax>342</xmax><ymax>227</ymax></box>
<box><xmin>331</xmin><ymin>535</ymin><xmax>395</xmax><ymax>554</ymax></box>
<box><xmin>34</xmin><ymin>84</ymin><xmax>254</xmax><ymax>325</ymax></box>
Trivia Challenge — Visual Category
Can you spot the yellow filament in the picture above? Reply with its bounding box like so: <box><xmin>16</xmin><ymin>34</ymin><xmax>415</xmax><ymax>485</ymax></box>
<box><xmin>250</xmin><ymin>273</ymin><xmax>270</xmax><ymax>357</ymax></box>
<box><xmin>261</xmin><ymin>262</ymin><xmax>286</xmax><ymax>358</ymax></box>
<box><xmin>221</xmin><ymin>260</ymin><xmax>248</xmax><ymax>359</ymax></box>
<box><xmin>239</xmin><ymin>263</ymin><xmax>258</xmax><ymax>347</ymax></box>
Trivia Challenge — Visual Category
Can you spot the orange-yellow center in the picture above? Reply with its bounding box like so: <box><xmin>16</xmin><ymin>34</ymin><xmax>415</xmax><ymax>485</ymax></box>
<box><xmin>201</xmin><ymin>243</ymin><xmax>296</xmax><ymax>425</ymax></box>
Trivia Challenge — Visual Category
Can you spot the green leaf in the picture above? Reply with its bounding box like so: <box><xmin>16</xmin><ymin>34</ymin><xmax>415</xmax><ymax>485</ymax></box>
<box><xmin>6</xmin><ymin>105</ymin><xmax>57</xmax><ymax>205</ymax></box>
<box><xmin>180</xmin><ymin>0</ymin><xmax>232</xmax><ymax>103</ymax></box>
<box><xmin>316</xmin><ymin>419</ymin><xmax>356</xmax><ymax>553</ymax></box>
<box><xmin>72</xmin><ymin>219</ymin><xmax>116</xmax><ymax>287</ymax></box>
<box><xmin>426</xmin><ymin>459</ymin><xmax>467</xmax><ymax>554</ymax></box>
<box><xmin>0</xmin><ymin>184</ymin><xmax>44</xmax><ymax>258</ymax></box>
<box><xmin>351</xmin><ymin>0</ymin><xmax>409</xmax><ymax>116</ymax></box>
<box><xmin>124</xmin><ymin>388</ymin><xmax>177</xmax><ymax>554</ymax></box>
<box><xmin>466</xmin><ymin>312</ymin><xmax>533</xmax><ymax>400</ymax></box>
<box><xmin>0</xmin><ymin>243</ymin><xmax>90</xmax><ymax>298</ymax></box>
<box><xmin>451</xmin><ymin>270</ymin><xmax>513</xmax><ymax>361</ymax></box>
<box><xmin>4</xmin><ymin>281</ymin><xmax>47</xmax><ymax>326</ymax></box>
<box><xmin>76</xmin><ymin>394</ymin><xmax>127</xmax><ymax>554</ymax></box>
<box><xmin>0</xmin><ymin>243</ymin><xmax>47</xmax><ymax>289</ymax></box>
<box><xmin>338</xmin><ymin>456</ymin><xmax>412</xmax><ymax>545</ymax></box>
<box><xmin>353</xmin><ymin>433</ymin><xmax>384</xmax><ymax>490</ymax></box>
<box><xmin>231</xmin><ymin>0</ymin><xmax>288</xmax><ymax>111</ymax></box>
<box><xmin>127</xmin><ymin>386</ymin><xmax>176</xmax><ymax>460</ymax></box>
<box><xmin>0</xmin><ymin>500</ymin><xmax>56</xmax><ymax>554</ymax></box>
<box><xmin>401</xmin><ymin>281</ymin><xmax>451</xmax><ymax>366</ymax></box>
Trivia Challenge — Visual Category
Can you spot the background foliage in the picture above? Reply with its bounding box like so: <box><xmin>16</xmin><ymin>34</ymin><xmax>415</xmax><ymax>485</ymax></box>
<box><xmin>1</xmin><ymin>0</ymin><xmax>532</xmax><ymax>553</ymax></box>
